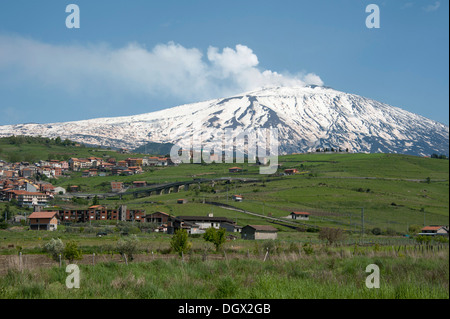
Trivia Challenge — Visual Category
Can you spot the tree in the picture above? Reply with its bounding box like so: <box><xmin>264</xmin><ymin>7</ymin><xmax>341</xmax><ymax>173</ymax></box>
<box><xmin>117</xmin><ymin>235</ymin><xmax>139</xmax><ymax>262</ymax></box>
<box><xmin>63</xmin><ymin>241</ymin><xmax>83</xmax><ymax>263</ymax></box>
<box><xmin>318</xmin><ymin>227</ymin><xmax>346</xmax><ymax>245</ymax></box>
<box><xmin>371</xmin><ymin>227</ymin><xmax>382</xmax><ymax>236</ymax></box>
<box><xmin>203</xmin><ymin>227</ymin><xmax>227</xmax><ymax>252</ymax></box>
<box><xmin>408</xmin><ymin>224</ymin><xmax>422</xmax><ymax>235</ymax></box>
<box><xmin>170</xmin><ymin>228</ymin><xmax>192</xmax><ymax>257</ymax></box>
<box><xmin>44</xmin><ymin>238</ymin><xmax>65</xmax><ymax>261</ymax></box>
<box><xmin>92</xmin><ymin>195</ymin><xmax>99</xmax><ymax>206</ymax></box>
<box><xmin>2</xmin><ymin>203</ymin><xmax>12</xmax><ymax>222</ymax></box>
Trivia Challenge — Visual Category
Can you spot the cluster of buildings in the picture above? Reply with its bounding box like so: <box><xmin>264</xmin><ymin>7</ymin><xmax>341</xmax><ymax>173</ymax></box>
<box><xmin>70</xmin><ymin>156</ymin><xmax>173</xmax><ymax>177</ymax></box>
<box><xmin>25</xmin><ymin>205</ymin><xmax>280</xmax><ymax>240</ymax></box>
<box><xmin>0</xmin><ymin>153</ymin><xmax>175</xmax><ymax>208</ymax></box>
<box><xmin>0</xmin><ymin>159</ymin><xmax>68</xmax><ymax>180</ymax></box>
<box><xmin>21</xmin><ymin>202</ymin><xmax>449</xmax><ymax>241</ymax></box>
<box><xmin>0</xmin><ymin>178</ymin><xmax>66</xmax><ymax>207</ymax></box>
<box><xmin>0</xmin><ymin>154</ymin><xmax>173</xmax><ymax>181</ymax></box>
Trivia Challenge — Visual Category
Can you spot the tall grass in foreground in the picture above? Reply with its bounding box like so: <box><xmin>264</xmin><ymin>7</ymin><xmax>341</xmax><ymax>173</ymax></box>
<box><xmin>0</xmin><ymin>252</ymin><xmax>448</xmax><ymax>299</ymax></box>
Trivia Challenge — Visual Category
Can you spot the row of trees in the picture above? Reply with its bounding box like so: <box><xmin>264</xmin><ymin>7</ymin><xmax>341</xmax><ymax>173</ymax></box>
<box><xmin>170</xmin><ymin>227</ymin><xmax>227</xmax><ymax>257</ymax></box>
<box><xmin>43</xmin><ymin>227</ymin><xmax>228</xmax><ymax>264</ymax></box>
<box><xmin>430</xmin><ymin>153</ymin><xmax>448</xmax><ymax>160</ymax></box>
<box><xmin>316</xmin><ymin>147</ymin><xmax>349</xmax><ymax>153</ymax></box>
<box><xmin>2</xmin><ymin>135</ymin><xmax>77</xmax><ymax>147</ymax></box>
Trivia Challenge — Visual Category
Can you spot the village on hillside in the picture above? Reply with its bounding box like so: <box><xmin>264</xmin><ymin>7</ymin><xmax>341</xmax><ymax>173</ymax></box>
<box><xmin>0</xmin><ymin>150</ymin><xmax>302</xmax><ymax>240</ymax></box>
<box><xmin>0</xmin><ymin>148</ymin><xmax>448</xmax><ymax>240</ymax></box>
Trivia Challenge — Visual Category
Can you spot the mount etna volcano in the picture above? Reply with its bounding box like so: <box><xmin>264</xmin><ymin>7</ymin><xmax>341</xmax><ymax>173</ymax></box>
<box><xmin>0</xmin><ymin>86</ymin><xmax>448</xmax><ymax>156</ymax></box>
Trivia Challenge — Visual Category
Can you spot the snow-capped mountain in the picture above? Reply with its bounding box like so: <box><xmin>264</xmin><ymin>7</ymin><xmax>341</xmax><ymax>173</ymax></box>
<box><xmin>0</xmin><ymin>86</ymin><xmax>448</xmax><ymax>156</ymax></box>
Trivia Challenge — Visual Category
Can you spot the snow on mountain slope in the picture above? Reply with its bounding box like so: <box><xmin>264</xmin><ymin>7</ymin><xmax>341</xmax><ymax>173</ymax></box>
<box><xmin>0</xmin><ymin>86</ymin><xmax>448</xmax><ymax>156</ymax></box>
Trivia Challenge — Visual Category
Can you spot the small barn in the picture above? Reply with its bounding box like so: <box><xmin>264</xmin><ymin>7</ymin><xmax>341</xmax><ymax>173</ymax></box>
<box><xmin>228</xmin><ymin>167</ymin><xmax>242</xmax><ymax>173</ymax></box>
<box><xmin>28</xmin><ymin>211</ymin><xmax>59</xmax><ymax>231</ymax></box>
<box><xmin>290</xmin><ymin>212</ymin><xmax>310</xmax><ymax>220</ymax></box>
<box><xmin>232</xmin><ymin>195</ymin><xmax>243</xmax><ymax>202</ymax></box>
<box><xmin>241</xmin><ymin>225</ymin><xmax>278</xmax><ymax>240</ymax></box>
<box><xmin>419</xmin><ymin>226</ymin><xmax>449</xmax><ymax>236</ymax></box>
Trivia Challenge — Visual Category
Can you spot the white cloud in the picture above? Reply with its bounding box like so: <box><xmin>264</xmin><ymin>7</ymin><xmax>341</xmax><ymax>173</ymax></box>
<box><xmin>0</xmin><ymin>34</ymin><xmax>324</xmax><ymax>103</ymax></box>
<box><xmin>423</xmin><ymin>1</ymin><xmax>440</xmax><ymax>12</ymax></box>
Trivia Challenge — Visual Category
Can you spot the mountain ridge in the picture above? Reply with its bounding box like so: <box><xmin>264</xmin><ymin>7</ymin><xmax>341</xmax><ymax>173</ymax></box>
<box><xmin>0</xmin><ymin>86</ymin><xmax>448</xmax><ymax>156</ymax></box>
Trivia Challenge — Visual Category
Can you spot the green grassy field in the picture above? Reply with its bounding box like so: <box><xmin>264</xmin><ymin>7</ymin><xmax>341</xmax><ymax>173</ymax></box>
<box><xmin>1</xmin><ymin>249</ymin><xmax>448</xmax><ymax>299</ymax></box>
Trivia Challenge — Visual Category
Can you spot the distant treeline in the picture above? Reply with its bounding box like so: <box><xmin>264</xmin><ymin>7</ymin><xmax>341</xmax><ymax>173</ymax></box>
<box><xmin>0</xmin><ymin>135</ymin><xmax>77</xmax><ymax>147</ymax></box>
<box><xmin>430</xmin><ymin>153</ymin><xmax>448</xmax><ymax>160</ymax></box>
<box><xmin>0</xmin><ymin>135</ymin><xmax>81</xmax><ymax>163</ymax></box>
<box><xmin>315</xmin><ymin>147</ymin><xmax>349</xmax><ymax>152</ymax></box>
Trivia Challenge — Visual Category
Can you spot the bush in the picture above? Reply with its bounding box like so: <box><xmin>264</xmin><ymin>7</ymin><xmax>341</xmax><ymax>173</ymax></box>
<box><xmin>433</xmin><ymin>236</ymin><xmax>449</xmax><ymax>243</ymax></box>
<box><xmin>371</xmin><ymin>227</ymin><xmax>382</xmax><ymax>236</ymax></box>
<box><xmin>203</xmin><ymin>227</ymin><xmax>227</xmax><ymax>252</ymax></box>
<box><xmin>302</xmin><ymin>243</ymin><xmax>314</xmax><ymax>255</ymax></box>
<box><xmin>170</xmin><ymin>229</ymin><xmax>192</xmax><ymax>257</ymax></box>
<box><xmin>44</xmin><ymin>238</ymin><xmax>65</xmax><ymax>261</ymax></box>
<box><xmin>318</xmin><ymin>227</ymin><xmax>346</xmax><ymax>245</ymax></box>
<box><xmin>63</xmin><ymin>241</ymin><xmax>83</xmax><ymax>263</ymax></box>
<box><xmin>117</xmin><ymin>235</ymin><xmax>139</xmax><ymax>262</ymax></box>
<box><xmin>385</xmin><ymin>228</ymin><xmax>397</xmax><ymax>236</ymax></box>
<box><xmin>408</xmin><ymin>224</ymin><xmax>422</xmax><ymax>235</ymax></box>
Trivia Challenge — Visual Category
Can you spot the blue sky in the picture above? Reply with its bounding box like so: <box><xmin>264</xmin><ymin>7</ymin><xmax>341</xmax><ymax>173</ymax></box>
<box><xmin>0</xmin><ymin>0</ymin><xmax>448</xmax><ymax>125</ymax></box>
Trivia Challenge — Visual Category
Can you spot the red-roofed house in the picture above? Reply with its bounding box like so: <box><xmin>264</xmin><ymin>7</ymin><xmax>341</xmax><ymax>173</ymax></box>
<box><xmin>419</xmin><ymin>226</ymin><xmax>449</xmax><ymax>236</ymax></box>
<box><xmin>28</xmin><ymin>211</ymin><xmax>59</xmax><ymax>231</ymax></box>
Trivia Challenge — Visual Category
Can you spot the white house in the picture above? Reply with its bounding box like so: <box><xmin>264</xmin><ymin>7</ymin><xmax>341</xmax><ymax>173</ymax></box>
<box><xmin>289</xmin><ymin>212</ymin><xmax>310</xmax><ymax>220</ymax></box>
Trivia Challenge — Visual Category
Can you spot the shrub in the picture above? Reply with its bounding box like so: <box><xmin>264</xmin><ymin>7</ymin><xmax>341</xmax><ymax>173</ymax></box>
<box><xmin>44</xmin><ymin>238</ymin><xmax>65</xmax><ymax>261</ymax></box>
<box><xmin>203</xmin><ymin>227</ymin><xmax>227</xmax><ymax>252</ymax></box>
<box><xmin>371</xmin><ymin>227</ymin><xmax>382</xmax><ymax>236</ymax></box>
<box><xmin>408</xmin><ymin>224</ymin><xmax>422</xmax><ymax>235</ymax></box>
<box><xmin>63</xmin><ymin>241</ymin><xmax>83</xmax><ymax>263</ymax></box>
<box><xmin>318</xmin><ymin>227</ymin><xmax>346</xmax><ymax>245</ymax></box>
<box><xmin>385</xmin><ymin>228</ymin><xmax>397</xmax><ymax>236</ymax></box>
<box><xmin>433</xmin><ymin>236</ymin><xmax>449</xmax><ymax>243</ymax></box>
<box><xmin>302</xmin><ymin>243</ymin><xmax>314</xmax><ymax>255</ymax></box>
<box><xmin>117</xmin><ymin>235</ymin><xmax>139</xmax><ymax>261</ymax></box>
<box><xmin>170</xmin><ymin>229</ymin><xmax>192</xmax><ymax>257</ymax></box>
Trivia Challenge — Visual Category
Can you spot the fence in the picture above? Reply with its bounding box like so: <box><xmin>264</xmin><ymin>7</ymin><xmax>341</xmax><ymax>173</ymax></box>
<box><xmin>1</xmin><ymin>240</ymin><xmax>448</xmax><ymax>275</ymax></box>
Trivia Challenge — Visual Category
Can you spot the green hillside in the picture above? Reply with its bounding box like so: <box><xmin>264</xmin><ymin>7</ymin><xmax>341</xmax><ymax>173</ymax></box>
<box><xmin>1</xmin><ymin>135</ymin><xmax>448</xmax><ymax>234</ymax></box>
<box><xmin>0</xmin><ymin>136</ymin><xmax>140</xmax><ymax>163</ymax></box>
<box><xmin>49</xmin><ymin>152</ymin><xmax>449</xmax><ymax>235</ymax></box>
